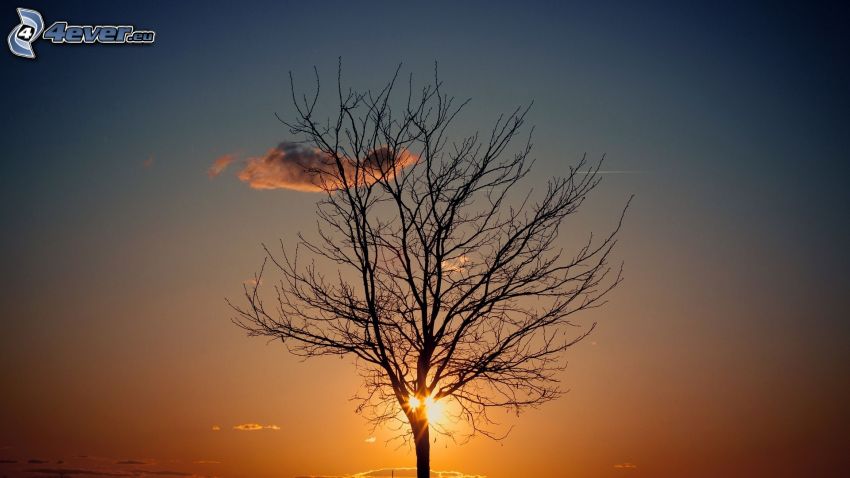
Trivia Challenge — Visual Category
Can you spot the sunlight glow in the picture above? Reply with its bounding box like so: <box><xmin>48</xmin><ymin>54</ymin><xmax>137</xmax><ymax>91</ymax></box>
<box><xmin>408</xmin><ymin>394</ymin><xmax>445</xmax><ymax>424</ymax></box>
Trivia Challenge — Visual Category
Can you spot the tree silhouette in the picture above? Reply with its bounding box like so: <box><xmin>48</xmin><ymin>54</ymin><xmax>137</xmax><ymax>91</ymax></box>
<box><xmin>231</xmin><ymin>63</ymin><xmax>629</xmax><ymax>478</ymax></box>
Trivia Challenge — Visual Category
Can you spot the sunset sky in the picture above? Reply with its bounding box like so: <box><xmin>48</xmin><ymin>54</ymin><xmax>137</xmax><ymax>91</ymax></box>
<box><xmin>2</xmin><ymin>1</ymin><xmax>849</xmax><ymax>477</ymax></box>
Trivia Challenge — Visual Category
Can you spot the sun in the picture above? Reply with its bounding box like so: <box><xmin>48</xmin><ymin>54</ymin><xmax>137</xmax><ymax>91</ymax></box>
<box><xmin>408</xmin><ymin>394</ymin><xmax>446</xmax><ymax>424</ymax></box>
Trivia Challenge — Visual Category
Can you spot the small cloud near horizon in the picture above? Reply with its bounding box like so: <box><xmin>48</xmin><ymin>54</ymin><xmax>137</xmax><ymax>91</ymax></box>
<box><xmin>243</xmin><ymin>277</ymin><xmax>262</xmax><ymax>287</ymax></box>
<box><xmin>233</xmin><ymin>423</ymin><xmax>280</xmax><ymax>431</ymax></box>
<box><xmin>364</xmin><ymin>436</ymin><xmax>376</xmax><ymax>444</ymax></box>
<box><xmin>295</xmin><ymin>468</ymin><xmax>484</xmax><ymax>478</ymax></box>
<box><xmin>9</xmin><ymin>455</ymin><xmax>213</xmax><ymax>478</ymax></box>
<box><xmin>26</xmin><ymin>468</ymin><xmax>130</xmax><ymax>477</ymax></box>
<box><xmin>133</xmin><ymin>470</ymin><xmax>193</xmax><ymax>476</ymax></box>
<box><xmin>614</xmin><ymin>462</ymin><xmax>638</xmax><ymax>469</ymax></box>
<box><xmin>25</xmin><ymin>467</ymin><xmax>200</xmax><ymax>477</ymax></box>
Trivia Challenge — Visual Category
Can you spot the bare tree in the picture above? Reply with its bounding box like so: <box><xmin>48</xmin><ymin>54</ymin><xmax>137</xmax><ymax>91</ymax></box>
<box><xmin>231</xmin><ymin>63</ymin><xmax>629</xmax><ymax>478</ymax></box>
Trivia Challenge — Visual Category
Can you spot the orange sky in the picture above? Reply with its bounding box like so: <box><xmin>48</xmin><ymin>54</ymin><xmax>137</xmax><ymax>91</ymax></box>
<box><xmin>2</xmin><ymin>166</ymin><xmax>847</xmax><ymax>477</ymax></box>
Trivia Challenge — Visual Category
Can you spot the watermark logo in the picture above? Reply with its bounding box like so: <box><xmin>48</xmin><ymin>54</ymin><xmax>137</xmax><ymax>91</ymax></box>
<box><xmin>7</xmin><ymin>8</ymin><xmax>43</xmax><ymax>58</ymax></box>
<box><xmin>8</xmin><ymin>7</ymin><xmax>155</xmax><ymax>59</ymax></box>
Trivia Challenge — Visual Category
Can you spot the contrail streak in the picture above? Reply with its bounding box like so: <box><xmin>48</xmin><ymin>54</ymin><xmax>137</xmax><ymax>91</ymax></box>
<box><xmin>577</xmin><ymin>170</ymin><xmax>642</xmax><ymax>174</ymax></box>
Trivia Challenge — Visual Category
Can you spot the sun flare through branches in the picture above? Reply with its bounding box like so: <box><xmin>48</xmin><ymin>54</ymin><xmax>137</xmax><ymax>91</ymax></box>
<box><xmin>230</xmin><ymin>62</ymin><xmax>629</xmax><ymax>478</ymax></box>
<box><xmin>408</xmin><ymin>394</ymin><xmax>446</xmax><ymax>425</ymax></box>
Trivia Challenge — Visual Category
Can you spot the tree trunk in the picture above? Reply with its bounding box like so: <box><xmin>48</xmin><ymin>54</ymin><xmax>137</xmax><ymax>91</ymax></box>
<box><xmin>413</xmin><ymin>418</ymin><xmax>430</xmax><ymax>478</ymax></box>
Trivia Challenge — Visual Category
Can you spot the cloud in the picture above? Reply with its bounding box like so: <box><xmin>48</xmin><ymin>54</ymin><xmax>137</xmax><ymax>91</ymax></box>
<box><xmin>210</xmin><ymin>425</ymin><xmax>221</xmax><ymax>431</ymax></box>
<box><xmin>236</xmin><ymin>143</ymin><xmax>327</xmax><ymax>191</ymax></box>
<box><xmin>359</xmin><ymin>471</ymin><xmax>483</xmax><ymax>478</ymax></box>
<box><xmin>614</xmin><ymin>462</ymin><xmax>638</xmax><ymax>469</ymax></box>
<box><xmin>26</xmin><ymin>467</ymin><xmax>204</xmax><ymax>477</ymax></box>
<box><xmin>28</xmin><ymin>459</ymin><xmax>48</xmax><ymax>464</ymax></box>
<box><xmin>295</xmin><ymin>469</ymin><xmax>484</xmax><ymax>478</ymax></box>
<box><xmin>19</xmin><ymin>454</ymin><xmax>213</xmax><ymax>478</ymax></box>
<box><xmin>25</xmin><ymin>468</ymin><xmax>131</xmax><ymax>476</ymax></box>
<box><xmin>210</xmin><ymin>142</ymin><xmax>416</xmax><ymax>192</ymax></box>
<box><xmin>364</xmin><ymin>436</ymin><xmax>376</xmax><ymax>444</ymax></box>
<box><xmin>191</xmin><ymin>460</ymin><xmax>221</xmax><ymax>465</ymax></box>
<box><xmin>243</xmin><ymin>277</ymin><xmax>262</xmax><ymax>287</ymax></box>
<box><xmin>208</xmin><ymin>154</ymin><xmax>237</xmax><ymax>178</ymax></box>
<box><xmin>135</xmin><ymin>471</ymin><xmax>193</xmax><ymax>476</ymax></box>
<box><xmin>442</xmin><ymin>255</ymin><xmax>470</xmax><ymax>272</ymax></box>
<box><xmin>233</xmin><ymin>423</ymin><xmax>280</xmax><ymax>431</ymax></box>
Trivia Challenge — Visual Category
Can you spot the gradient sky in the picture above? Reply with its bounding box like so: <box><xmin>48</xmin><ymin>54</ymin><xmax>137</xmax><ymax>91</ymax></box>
<box><xmin>2</xmin><ymin>1</ymin><xmax>849</xmax><ymax>477</ymax></box>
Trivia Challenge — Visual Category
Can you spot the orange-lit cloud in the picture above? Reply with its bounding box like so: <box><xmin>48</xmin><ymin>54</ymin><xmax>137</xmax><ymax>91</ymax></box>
<box><xmin>210</xmin><ymin>425</ymin><xmax>221</xmax><ymax>431</ymax></box>
<box><xmin>364</xmin><ymin>436</ymin><xmax>376</xmax><ymax>444</ymax></box>
<box><xmin>3</xmin><ymin>455</ymin><xmax>213</xmax><ymax>478</ymax></box>
<box><xmin>235</xmin><ymin>143</ymin><xmax>328</xmax><ymax>191</ymax></box>
<box><xmin>23</xmin><ymin>468</ymin><xmax>197</xmax><ymax>477</ymax></box>
<box><xmin>232</xmin><ymin>423</ymin><xmax>280</xmax><ymax>431</ymax></box>
<box><xmin>207</xmin><ymin>154</ymin><xmax>237</xmax><ymax>178</ymax></box>
<box><xmin>26</xmin><ymin>469</ymin><xmax>131</xmax><ymax>477</ymax></box>
<box><xmin>243</xmin><ymin>277</ymin><xmax>262</xmax><ymax>287</ymax></box>
<box><xmin>442</xmin><ymin>255</ymin><xmax>470</xmax><ymax>272</ymax></box>
<box><xmin>614</xmin><ymin>462</ymin><xmax>638</xmax><ymax>469</ymax></box>
<box><xmin>115</xmin><ymin>459</ymin><xmax>152</xmax><ymax>465</ymax></box>
<box><xmin>210</xmin><ymin>142</ymin><xmax>416</xmax><ymax>192</ymax></box>
<box><xmin>295</xmin><ymin>470</ymin><xmax>484</xmax><ymax>478</ymax></box>
<box><xmin>138</xmin><ymin>472</ymin><xmax>193</xmax><ymax>477</ymax></box>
